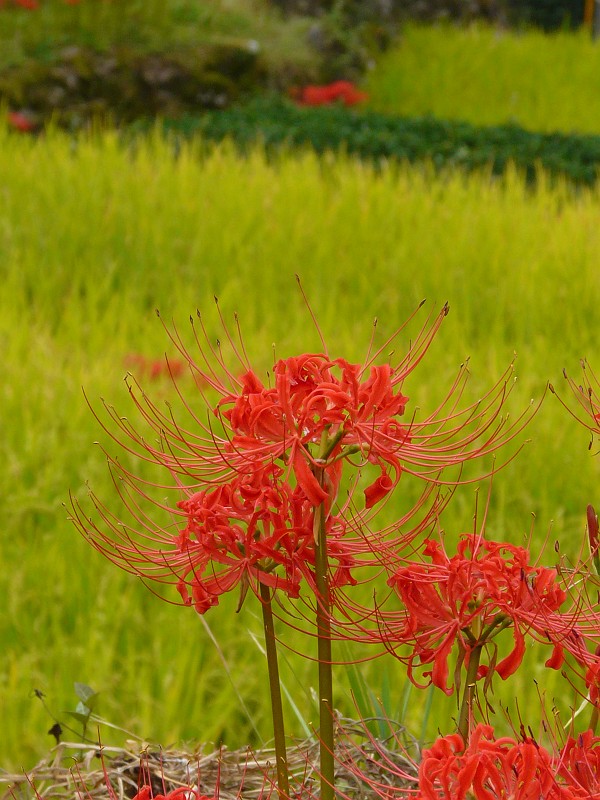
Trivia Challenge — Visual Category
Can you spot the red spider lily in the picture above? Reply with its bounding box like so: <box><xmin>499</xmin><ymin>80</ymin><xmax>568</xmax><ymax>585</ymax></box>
<box><xmin>71</xmin><ymin>301</ymin><xmax>533</xmax><ymax>610</ymax></box>
<box><xmin>415</xmin><ymin>724</ymin><xmax>581</xmax><ymax>800</ymax></box>
<box><xmin>289</xmin><ymin>81</ymin><xmax>368</xmax><ymax>107</ymax></box>
<box><xmin>72</xmin><ymin>456</ymin><xmax>358</xmax><ymax>614</ymax></box>
<box><xmin>118</xmin><ymin>304</ymin><xmax>529</xmax><ymax>497</ymax></box>
<box><xmin>174</xmin><ymin>460</ymin><xmax>357</xmax><ymax>613</ymax></box>
<box><xmin>384</xmin><ymin>534</ymin><xmax>570</xmax><ymax>695</ymax></box>
<box><xmin>218</xmin><ymin>354</ymin><xmax>408</xmax><ymax>508</ymax></box>
<box><xmin>133</xmin><ymin>788</ymin><xmax>215</xmax><ymax>800</ymax></box>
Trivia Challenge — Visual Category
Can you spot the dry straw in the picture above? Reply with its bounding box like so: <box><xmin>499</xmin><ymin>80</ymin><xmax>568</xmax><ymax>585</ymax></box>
<box><xmin>0</xmin><ymin>722</ymin><xmax>418</xmax><ymax>800</ymax></box>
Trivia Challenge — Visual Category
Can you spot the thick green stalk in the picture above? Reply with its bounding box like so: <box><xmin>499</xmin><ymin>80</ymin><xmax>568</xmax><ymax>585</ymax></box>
<box><xmin>457</xmin><ymin>643</ymin><xmax>483</xmax><ymax>744</ymax></box>
<box><xmin>260</xmin><ymin>581</ymin><xmax>290</xmax><ymax>800</ymax></box>
<box><xmin>314</xmin><ymin>468</ymin><xmax>335</xmax><ymax>800</ymax></box>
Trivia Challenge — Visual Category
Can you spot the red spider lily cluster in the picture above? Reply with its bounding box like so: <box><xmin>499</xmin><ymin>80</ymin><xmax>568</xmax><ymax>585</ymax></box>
<box><xmin>385</xmin><ymin>534</ymin><xmax>568</xmax><ymax>694</ymax></box>
<box><xmin>71</xmin><ymin>298</ymin><xmax>600</xmax><ymax>800</ymax></box>
<box><xmin>72</xmin><ymin>302</ymin><xmax>529</xmax><ymax>615</ymax></box>
<box><xmin>174</xmin><ymin>459</ymin><xmax>356</xmax><ymax>613</ymax></box>
<box><xmin>217</xmin><ymin>354</ymin><xmax>409</xmax><ymax>508</ymax></box>
<box><xmin>415</xmin><ymin>724</ymin><xmax>600</xmax><ymax>800</ymax></box>
<box><xmin>289</xmin><ymin>81</ymin><xmax>368</xmax><ymax>107</ymax></box>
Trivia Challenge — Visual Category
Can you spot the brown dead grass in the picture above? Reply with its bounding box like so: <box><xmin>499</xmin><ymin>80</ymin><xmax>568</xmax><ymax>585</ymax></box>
<box><xmin>0</xmin><ymin>723</ymin><xmax>419</xmax><ymax>800</ymax></box>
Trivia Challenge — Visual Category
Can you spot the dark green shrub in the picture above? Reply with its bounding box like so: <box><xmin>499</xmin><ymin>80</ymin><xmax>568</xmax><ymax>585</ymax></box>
<box><xmin>155</xmin><ymin>96</ymin><xmax>600</xmax><ymax>186</ymax></box>
<box><xmin>0</xmin><ymin>43</ymin><xmax>265</xmax><ymax>126</ymax></box>
<box><xmin>505</xmin><ymin>0</ymin><xmax>583</xmax><ymax>30</ymax></box>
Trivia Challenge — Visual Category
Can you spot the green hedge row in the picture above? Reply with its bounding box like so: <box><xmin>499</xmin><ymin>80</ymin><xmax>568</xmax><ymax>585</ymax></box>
<box><xmin>151</xmin><ymin>97</ymin><xmax>600</xmax><ymax>186</ymax></box>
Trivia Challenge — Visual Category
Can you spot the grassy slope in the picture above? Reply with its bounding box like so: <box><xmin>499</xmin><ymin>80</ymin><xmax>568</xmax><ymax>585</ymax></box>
<box><xmin>0</xmin><ymin>0</ymin><xmax>315</xmax><ymax>74</ymax></box>
<box><xmin>364</xmin><ymin>23</ymin><xmax>600</xmax><ymax>134</ymax></box>
<box><xmin>1</xmin><ymin>127</ymin><xmax>600</xmax><ymax>770</ymax></box>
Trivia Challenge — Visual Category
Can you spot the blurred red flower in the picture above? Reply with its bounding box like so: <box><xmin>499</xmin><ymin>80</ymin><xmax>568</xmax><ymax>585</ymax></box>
<box><xmin>7</xmin><ymin>111</ymin><xmax>37</xmax><ymax>132</ymax></box>
<box><xmin>124</xmin><ymin>353</ymin><xmax>186</xmax><ymax>381</ymax></box>
<box><xmin>290</xmin><ymin>80</ymin><xmax>368</xmax><ymax>107</ymax></box>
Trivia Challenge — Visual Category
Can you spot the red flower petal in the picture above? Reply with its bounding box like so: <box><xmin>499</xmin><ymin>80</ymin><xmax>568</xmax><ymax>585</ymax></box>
<box><xmin>292</xmin><ymin>447</ymin><xmax>328</xmax><ymax>506</ymax></box>
<box><xmin>364</xmin><ymin>471</ymin><xmax>394</xmax><ymax>508</ymax></box>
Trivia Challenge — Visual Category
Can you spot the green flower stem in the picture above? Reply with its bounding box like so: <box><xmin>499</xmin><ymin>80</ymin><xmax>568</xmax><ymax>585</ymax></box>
<box><xmin>314</xmin><ymin>467</ymin><xmax>335</xmax><ymax>800</ymax></box>
<box><xmin>591</xmin><ymin>704</ymin><xmax>599</xmax><ymax>735</ymax></box>
<box><xmin>260</xmin><ymin>581</ymin><xmax>290</xmax><ymax>800</ymax></box>
<box><xmin>457</xmin><ymin>643</ymin><xmax>483</xmax><ymax>744</ymax></box>
<box><xmin>479</xmin><ymin>614</ymin><xmax>510</xmax><ymax>641</ymax></box>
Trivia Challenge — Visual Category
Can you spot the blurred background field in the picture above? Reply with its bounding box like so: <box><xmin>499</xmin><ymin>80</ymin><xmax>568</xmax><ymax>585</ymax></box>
<box><xmin>3</xmin><ymin>0</ymin><xmax>600</xmax><ymax>777</ymax></box>
<box><xmin>364</xmin><ymin>23</ymin><xmax>600</xmax><ymax>133</ymax></box>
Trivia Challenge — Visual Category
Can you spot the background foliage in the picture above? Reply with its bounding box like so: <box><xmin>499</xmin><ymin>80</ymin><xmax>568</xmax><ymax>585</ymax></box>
<box><xmin>3</xmin><ymin>0</ymin><xmax>600</xmax><ymax>779</ymax></box>
<box><xmin>1</xmin><ymin>126</ymin><xmax>599</xmax><ymax>769</ymax></box>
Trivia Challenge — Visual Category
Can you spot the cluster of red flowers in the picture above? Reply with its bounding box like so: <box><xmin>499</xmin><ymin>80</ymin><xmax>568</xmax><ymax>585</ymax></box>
<box><xmin>416</xmin><ymin>724</ymin><xmax>600</xmax><ymax>799</ymax></box>
<box><xmin>73</xmin><ymin>300</ymin><xmax>600</xmax><ymax>800</ymax></box>
<box><xmin>289</xmin><ymin>80</ymin><xmax>368</xmax><ymax>107</ymax></box>
<box><xmin>174</xmin><ymin>460</ymin><xmax>356</xmax><ymax>614</ymax></box>
<box><xmin>217</xmin><ymin>354</ymin><xmax>409</xmax><ymax>508</ymax></box>
<box><xmin>73</xmin><ymin>304</ymin><xmax>531</xmax><ymax>618</ymax></box>
<box><xmin>385</xmin><ymin>534</ymin><xmax>568</xmax><ymax>694</ymax></box>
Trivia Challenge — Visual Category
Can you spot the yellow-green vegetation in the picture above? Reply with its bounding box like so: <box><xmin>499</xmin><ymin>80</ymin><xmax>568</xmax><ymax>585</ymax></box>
<box><xmin>2</xmin><ymin>125</ymin><xmax>600</xmax><ymax>771</ymax></box>
<box><xmin>0</xmin><ymin>0</ymin><xmax>315</xmax><ymax>71</ymax></box>
<box><xmin>0</xmin><ymin>0</ymin><xmax>320</xmax><ymax>120</ymax></box>
<box><xmin>365</xmin><ymin>23</ymin><xmax>600</xmax><ymax>134</ymax></box>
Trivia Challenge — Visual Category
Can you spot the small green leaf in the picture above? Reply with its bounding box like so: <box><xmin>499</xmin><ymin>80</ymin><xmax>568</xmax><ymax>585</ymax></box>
<box><xmin>75</xmin><ymin>700</ymin><xmax>91</xmax><ymax>717</ymax></box>
<box><xmin>74</xmin><ymin>683</ymin><xmax>99</xmax><ymax>712</ymax></box>
<box><xmin>74</xmin><ymin>683</ymin><xmax>96</xmax><ymax>704</ymax></box>
<box><xmin>66</xmin><ymin>711</ymin><xmax>92</xmax><ymax>725</ymax></box>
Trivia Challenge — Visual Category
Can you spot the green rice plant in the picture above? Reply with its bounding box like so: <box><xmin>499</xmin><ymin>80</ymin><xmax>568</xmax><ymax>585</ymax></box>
<box><xmin>1</xmin><ymin>125</ymin><xmax>600</xmax><ymax>773</ymax></box>
<box><xmin>364</xmin><ymin>23</ymin><xmax>600</xmax><ymax>135</ymax></box>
